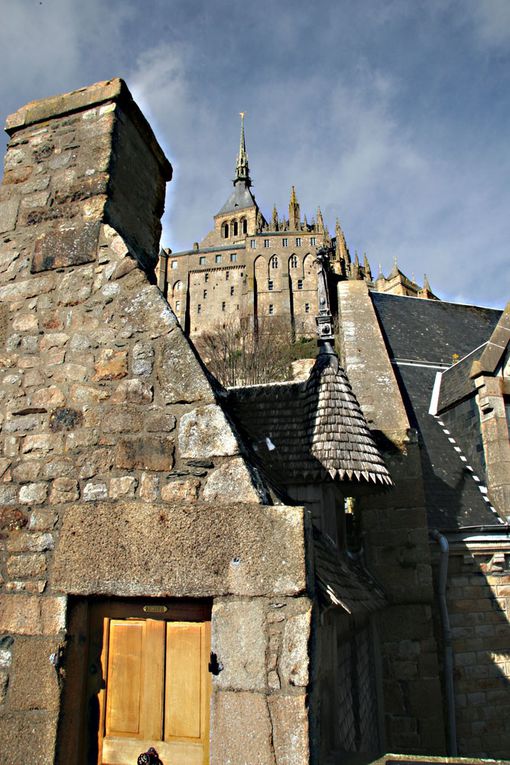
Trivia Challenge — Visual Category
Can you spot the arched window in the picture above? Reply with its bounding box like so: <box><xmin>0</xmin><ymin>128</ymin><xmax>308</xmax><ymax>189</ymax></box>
<box><xmin>290</xmin><ymin>255</ymin><xmax>298</xmax><ymax>268</ymax></box>
<box><xmin>233</xmin><ymin>221</ymin><xmax>239</xmax><ymax>237</ymax></box>
<box><xmin>222</xmin><ymin>223</ymin><xmax>229</xmax><ymax>239</ymax></box>
<box><xmin>270</xmin><ymin>255</ymin><xmax>279</xmax><ymax>269</ymax></box>
<box><xmin>242</xmin><ymin>218</ymin><xmax>248</xmax><ymax>234</ymax></box>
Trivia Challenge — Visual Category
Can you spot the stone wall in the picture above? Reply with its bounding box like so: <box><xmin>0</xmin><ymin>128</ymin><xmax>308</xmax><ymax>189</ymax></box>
<box><xmin>164</xmin><ymin>230</ymin><xmax>324</xmax><ymax>338</ymax></box>
<box><xmin>337</xmin><ymin>280</ymin><xmax>447</xmax><ymax>755</ymax></box>
<box><xmin>0</xmin><ymin>80</ymin><xmax>312</xmax><ymax>765</ymax></box>
<box><xmin>443</xmin><ymin>542</ymin><xmax>510</xmax><ymax>760</ymax></box>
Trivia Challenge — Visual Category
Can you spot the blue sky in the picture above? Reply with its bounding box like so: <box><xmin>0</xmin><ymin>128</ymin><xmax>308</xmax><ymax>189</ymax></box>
<box><xmin>1</xmin><ymin>0</ymin><xmax>509</xmax><ymax>307</ymax></box>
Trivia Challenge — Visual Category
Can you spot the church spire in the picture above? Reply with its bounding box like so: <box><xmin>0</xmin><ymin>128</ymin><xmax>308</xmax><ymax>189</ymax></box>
<box><xmin>234</xmin><ymin>112</ymin><xmax>251</xmax><ymax>187</ymax></box>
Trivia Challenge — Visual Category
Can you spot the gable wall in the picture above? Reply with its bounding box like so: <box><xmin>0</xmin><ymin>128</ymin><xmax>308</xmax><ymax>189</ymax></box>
<box><xmin>0</xmin><ymin>81</ymin><xmax>312</xmax><ymax>765</ymax></box>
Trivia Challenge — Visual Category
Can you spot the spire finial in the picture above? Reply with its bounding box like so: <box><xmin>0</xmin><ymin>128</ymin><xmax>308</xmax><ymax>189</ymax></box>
<box><xmin>234</xmin><ymin>112</ymin><xmax>251</xmax><ymax>187</ymax></box>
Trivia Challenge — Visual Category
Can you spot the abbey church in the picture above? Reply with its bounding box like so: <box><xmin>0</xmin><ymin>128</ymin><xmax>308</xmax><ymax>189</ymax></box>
<box><xmin>159</xmin><ymin>116</ymin><xmax>436</xmax><ymax>339</ymax></box>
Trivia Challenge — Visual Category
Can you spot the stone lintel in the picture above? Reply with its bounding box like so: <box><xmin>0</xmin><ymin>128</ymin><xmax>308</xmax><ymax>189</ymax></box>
<box><xmin>5</xmin><ymin>78</ymin><xmax>172</xmax><ymax>181</ymax></box>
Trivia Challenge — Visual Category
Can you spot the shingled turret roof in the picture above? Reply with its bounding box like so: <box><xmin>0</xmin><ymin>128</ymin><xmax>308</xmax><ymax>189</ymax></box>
<box><xmin>227</xmin><ymin>352</ymin><xmax>392</xmax><ymax>488</ymax></box>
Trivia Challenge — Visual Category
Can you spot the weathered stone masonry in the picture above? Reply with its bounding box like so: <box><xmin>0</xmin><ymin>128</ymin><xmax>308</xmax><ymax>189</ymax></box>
<box><xmin>0</xmin><ymin>80</ymin><xmax>312</xmax><ymax>765</ymax></box>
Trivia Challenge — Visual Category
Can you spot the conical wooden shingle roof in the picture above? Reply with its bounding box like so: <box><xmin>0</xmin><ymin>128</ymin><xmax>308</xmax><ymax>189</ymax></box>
<box><xmin>306</xmin><ymin>351</ymin><xmax>392</xmax><ymax>485</ymax></box>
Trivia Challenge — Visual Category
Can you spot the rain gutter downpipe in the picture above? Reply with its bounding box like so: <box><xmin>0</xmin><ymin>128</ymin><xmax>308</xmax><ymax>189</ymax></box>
<box><xmin>430</xmin><ymin>529</ymin><xmax>458</xmax><ymax>756</ymax></box>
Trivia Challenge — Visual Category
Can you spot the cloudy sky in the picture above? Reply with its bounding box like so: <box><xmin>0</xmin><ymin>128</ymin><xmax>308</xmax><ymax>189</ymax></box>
<box><xmin>1</xmin><ymin>0</ymin><xmax>509</xmax><ymax>307</ymax></box>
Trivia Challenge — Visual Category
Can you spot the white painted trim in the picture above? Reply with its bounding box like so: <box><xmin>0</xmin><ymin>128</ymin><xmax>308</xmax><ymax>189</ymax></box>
<box><xmin>429</xmin><ymin>371</ymin><xmax>443</xmax><ymax>415</ymax></box>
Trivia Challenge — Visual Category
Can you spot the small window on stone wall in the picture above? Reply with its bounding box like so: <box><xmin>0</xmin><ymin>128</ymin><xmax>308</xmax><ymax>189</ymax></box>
<box><xmin>310</xmin><ymin>236</ymin><xmax>316</xmax><ymax>246</ymax></box>
<box><xmin>199</xmin><ymin>256</ymin><xmax>206</xmax><ymax>265</ymax></box>
<box><xmin>215</xmin><ymin>254</ymin><xmax>222</xmax><ymax>264</ymax></box>
<box><xmin>222</xmin><ymin>301</ymin><xmax>226</xmax><ymax>311</ymax></box>
<box><xmin>264</xmin><ymin>239</ymin><xmax>270</xmax><ymax>248</ymax></box>
<box><xmin>269</xmin><ymin>304</ymin><xmax>274</xmax><ymax>315</ymax></box>
<box><xmin>270</xmin><ymin>255</ymin><xmax>278</xmax><ymax>269</ymax></box>
<box><xmin>233</xmin><ymin>221</ymin><xmax>239</xmax><ymax>237</ymax></box>
<box><xmin>171</xmin><ymin>260</ymin><xmax>178</xmax><ymax>269</ymax></box>
<box><xmin>268</xmin><ymin>280</ymin><xmax>274</xmax><ymax>291</ymax></box>
<box><xmin>222</xmin><ymin>224</ymin><xmax>229</xmax><ymax>238</ymax></box>
<box><xmin>297</xmin><ymin>279</ymin><xmax>303</xmax><ymax>290</ymax></box>
<box><xmin>226</xmin><ymin>271</ymin><xmax>229</xmax><ymax>280</ymax></box>
<box><xmin>290</xmin><ymin>255</ymin><xmax>298</xmax><ymax>268</ymax></box>
<box><xmin>250</xmin><ymin>239</ymin><xmax>256</xmax><ymax>249</ymax></box>
<box><xmin>230</xmin><ymin>253</ymin><xmax>237</xmax><ymax>262</ymax></box>
<box><xmin>175</xmin><ymin>300</ymin><xmax>181</xmax><ymax>312</ymax></box>
<box><xmin>197</xmin><ymin>304</ymin><xmax>202</xmax><ymax>314</ymax></box>
<box><xmin>296</xmin><ymin>237</ymin><xmax>302</xmax><ymax>247</ymax></box>
<box><xmin>282</xmin><ymin>238</ymin><xmax>288</xmax><ymax>247</ymax></box>
<box><xmin>230</xmin><ymin>286</ymin><xmax>234</xmax><ymax>296</ymax></box>
<box><xmin>205</xmin><ymin>273</ymin><xmax>209</xmax><ymax>282</ymax></box>
<box><xmin>203</xmin><ymin>289</ymin><xmax>207</xmax><ymax>299</ymax></box>
<box><xmin>305</xmin><ymin>303</ymin><xmax>310</xmax><ymax>313</ymax></box>
<box><xmin>242</xmin><ymin>219</ymin><xmax>248</xmax><ymax>234</ymax></box>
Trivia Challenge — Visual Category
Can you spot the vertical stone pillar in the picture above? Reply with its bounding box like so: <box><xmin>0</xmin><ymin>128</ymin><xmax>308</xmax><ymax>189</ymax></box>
<box><xmin>337</xmin><ymin>280</ymin><xmax>447</xmax><ymax>754</ymax></box>
<box><xmin>2</xmin><ymin>78</ymin><xmax>172</xmax><ymax>279</ymax></box>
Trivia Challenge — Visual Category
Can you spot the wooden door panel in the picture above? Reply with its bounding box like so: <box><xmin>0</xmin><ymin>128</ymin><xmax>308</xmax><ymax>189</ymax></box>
<box><xmin>165</xmin><ymin>623</ymin><xmax>203</xmax><ymax>740</ymax></box>
<box><xmin>106</xmin><ymin>620</ymin><xmax>144</xmax><ymax>737</ymax></box>
<box><xmin>102</xmin><ymin>738</ymin><xmax>204</xmax><ymax>765</ymax></box>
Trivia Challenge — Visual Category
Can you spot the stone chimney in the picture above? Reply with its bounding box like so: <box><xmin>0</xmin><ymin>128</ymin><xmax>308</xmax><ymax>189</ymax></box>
<box><xmin>2</xmin><ymin>78</ymin><xmax>172</xmax><ymax>277</ymax></box>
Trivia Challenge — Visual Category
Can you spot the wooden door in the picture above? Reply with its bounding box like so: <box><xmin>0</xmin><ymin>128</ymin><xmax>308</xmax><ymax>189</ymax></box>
<box><xmin>88</xmin><ymin>602</ymin><xmax>211</xmax><ymax>765</ymax></box>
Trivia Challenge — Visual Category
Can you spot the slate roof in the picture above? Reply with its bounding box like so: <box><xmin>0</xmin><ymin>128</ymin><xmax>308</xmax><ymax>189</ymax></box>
<box><xmin>371</xmin><ymin>293</ymin><xmax>500</xmax><ymax>365</ymax></box>
<box><xmin>216</xmin><ymin>180</ymin><xmax>258</xmax><ymax>215</ymax></box>
<box><xmin>370</xmin><ymin>293</ymin><xmax>504</xmax><ymax>530</ymax></box>
<box><xmin>227</xmin><ymin>350</ymin><xmax>392</xmax><ymax>488</ymax></box>
<box><xmin>313</xmin><ymin>526</ymin><xmax>387</xmax><ymax>614</ymax></box>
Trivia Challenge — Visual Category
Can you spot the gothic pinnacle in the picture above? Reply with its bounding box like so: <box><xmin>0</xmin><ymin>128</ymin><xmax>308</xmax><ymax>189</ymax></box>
<box><xmin>289</xmin><ymin>185</ymin><xmax>300</xmax><ymax>231</ymax></box>
<box><xmin>316</xmin><ymin>207</ymin><xmax>325</xmax><ymax>233</ymax></box>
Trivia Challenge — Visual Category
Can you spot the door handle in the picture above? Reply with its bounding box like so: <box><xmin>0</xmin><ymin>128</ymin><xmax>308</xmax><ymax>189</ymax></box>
<box><xmin>137</xmin><ymin>747</ymin><xmax>163</xmax><ymax>765</ymax></box>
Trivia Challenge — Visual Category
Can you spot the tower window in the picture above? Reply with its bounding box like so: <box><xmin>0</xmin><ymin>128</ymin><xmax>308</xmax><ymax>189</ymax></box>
<box><xmin>230</xmin><ymin>253</ymin><xmax>237</xmax><ymax>262</ymax></box>
<box><xmin>215</xmin><ymin>254</ymin><xmax>222</xmax><ymax>264</ymax></box>
<box><xmin>233</xmin><ymin>221</ymin><xmax>239</xmax><ymax>237</ymax></box>
<box><xmin>242</xmin><ymin>219</ymin><xmax>247</xmax><ymax>234</ymax></box>
<box><xmin>282</xmin><ymin>238</ymin><xmax>288</xmax><ymax>247</ymax></box>
<box><xmin>296</xmin><ymin>237</ymin><xmax>302</xmax><ymax>247</ymax></box>
<box><xmin>222</xmin><ymin>223</ymin><xmax>229</xmax><ymax>238</ymax></box>
<box><xmin>264</xmin><ymin>239</ymin><xmax>270</xmax><ymax>248</ymax></box>
<box><xmin>297</xmin><ymin>279</ymin><xmax>303</xmax><ymax>290</ymax></box>
<box><xmin>268</xmin><ymin>280</ymin><xmax>274</xmax><ymax>291</ymax></box>
<box><xmin>290</xmin><ymin>255</ymin><xmax>298</xmax><ymax>268</ymax></box>
<box><xmin>199</xmin><ymin>256</ymin><xmax>206</xmax><ymax>265</ymax></box>
<box><xmin>270</xmin><ymin>255</ymin><xmax>278</xmax><ymax>269</ymax></box>
<box><xmin>269</xmin><ymin>304</ymin><xmax>274</xmax><ymax>315</ymax></box>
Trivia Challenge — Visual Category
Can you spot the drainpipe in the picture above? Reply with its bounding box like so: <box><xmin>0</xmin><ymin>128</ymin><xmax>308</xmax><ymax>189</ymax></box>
<box><xmin>430</xmin><ymin>529</ymin><xmax>457</xmax><ymax>756</ymax></box>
